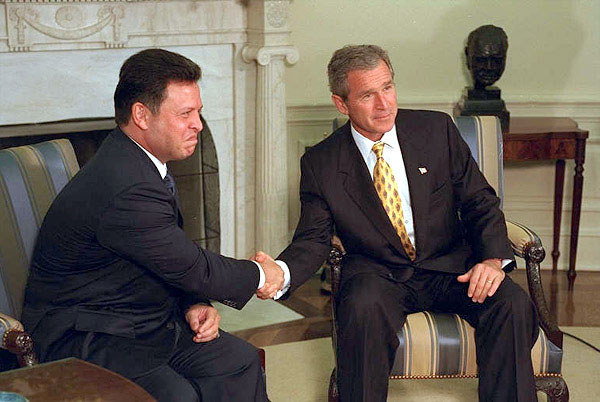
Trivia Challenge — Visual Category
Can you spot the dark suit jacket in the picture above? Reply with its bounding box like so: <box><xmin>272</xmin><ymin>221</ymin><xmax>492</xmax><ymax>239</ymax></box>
<box><xmin>279</xmin><ymin>109</ymin><xmax>513</xmax><ymax>293</ymax></box>
<box><xmin>21</xmin><ymin>128</ymin><xmax>259</xmax><ymax>378</ymax></box>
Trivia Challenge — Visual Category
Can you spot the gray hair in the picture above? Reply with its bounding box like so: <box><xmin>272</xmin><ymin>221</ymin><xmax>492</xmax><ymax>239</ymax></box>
<box><xmin>327</xmin><ymin>45</ymin><xmax>394</xmax><ymax>99</ymax></box>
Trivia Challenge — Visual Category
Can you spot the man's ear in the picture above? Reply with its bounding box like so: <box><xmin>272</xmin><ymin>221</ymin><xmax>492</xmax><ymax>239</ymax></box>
<box><xmin>331</xmin><ymin>94</ymin><xmax>349</xmax><ymax>116</ymax></box>
<box><xmin>131</xmin><ymin>102</ymin><xmax>150</xmax><ymax>130</ymax></box>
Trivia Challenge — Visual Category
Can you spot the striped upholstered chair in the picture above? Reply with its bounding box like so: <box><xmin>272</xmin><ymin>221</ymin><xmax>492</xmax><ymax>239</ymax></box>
<box><xmin>0</xmin><ymin>139</ymin><xmax>80</xmax><ymax>368</ymax></box>
<box><xmin>327</xmin><ymin>116</ymin><xmax>568</xmax><ymax>401</ymax></box>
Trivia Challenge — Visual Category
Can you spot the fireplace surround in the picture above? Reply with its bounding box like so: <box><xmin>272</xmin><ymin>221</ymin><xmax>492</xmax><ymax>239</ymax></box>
<box><xmin>0</xmin><ymin>0</ymin><xmax>298</xmax><ymax>258</ymax></box>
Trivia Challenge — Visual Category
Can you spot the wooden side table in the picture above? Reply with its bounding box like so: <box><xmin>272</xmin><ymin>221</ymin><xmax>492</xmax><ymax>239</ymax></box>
<box><xmin>503</xmin><ymin>117</ymin><xmax>589</xmax><ymax>289</ymax></box>
<box><xmin>0</xmin><ymin>358</ymin><xmax>155</xmax><ymax>401</ymax></box>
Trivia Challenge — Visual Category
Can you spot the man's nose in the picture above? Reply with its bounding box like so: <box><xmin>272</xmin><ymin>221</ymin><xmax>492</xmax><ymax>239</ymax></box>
<box><xmin>192</xmin><ymin>112</ymin><xmax>203</xmax><ymax>132</ymax></box>
<box><xmin>374</xmin><ymin>93</ymin><xmax>388</xmax><ymax>109</ymax></box>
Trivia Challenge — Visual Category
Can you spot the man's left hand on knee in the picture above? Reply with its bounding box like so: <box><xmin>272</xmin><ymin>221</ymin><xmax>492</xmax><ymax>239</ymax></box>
<box><xmin>457</xmin><ymin>258</ymin><xmax>505</xmax><ymax>303</ymax></box>
<box><xmin>185</xmin><ymin>304</ymin><xmax>222</xmax><ymax>343</ymax></box>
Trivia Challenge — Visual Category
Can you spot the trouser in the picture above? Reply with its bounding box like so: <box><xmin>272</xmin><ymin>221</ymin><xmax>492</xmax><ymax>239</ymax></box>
<box><xmin>133</xmin><ymin>321</ymin><xmax>267</xmax><ymax>402</ymax></box>
<box><xmin>335</xmin><ymin>268</ymin><xmax>539</xmax><ymax>402</ymax></box>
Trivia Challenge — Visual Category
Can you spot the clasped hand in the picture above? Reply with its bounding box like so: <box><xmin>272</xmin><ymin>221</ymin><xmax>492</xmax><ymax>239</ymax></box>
<box><xmin>185</xmin><ymin>304</ymin><xmax>221</xmax><ymax>343</ymax></box>
<box><xmin>457</xmin><ymin>258</ymin><xmax>505</xmax><ymax>303</ymax></box>
<box><xmin>251</xmin><ymin>251</ymin><xmax>284</xmax><ymax>300</ymax></box>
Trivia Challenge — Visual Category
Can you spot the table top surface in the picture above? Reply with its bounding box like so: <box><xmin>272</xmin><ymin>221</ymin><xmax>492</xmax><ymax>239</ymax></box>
<box><xmin>0</xmin><ymin>358</ymin><xmax>155</xmax><ymax>402</ymax></box>
<box><xmin>507</xmin><ymin>117</ymin><xmax>589</xmax><ymax>138</ymax></box>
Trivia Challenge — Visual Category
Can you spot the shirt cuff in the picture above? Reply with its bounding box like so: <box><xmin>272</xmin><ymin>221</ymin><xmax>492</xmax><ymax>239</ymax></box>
<box><xmin>273</xmin><ymin>260</ymin><xmax>291</xmax><ymax>300</ymax></box>
<box><xmin>253</xmin><ymin>260</ymin><xmax>265</xmax><ymax>289</ymax></box>
<box><xmin>501</xmin><ymin>258</ymin><xmax>515</xmax><ymax>272</ymax></box>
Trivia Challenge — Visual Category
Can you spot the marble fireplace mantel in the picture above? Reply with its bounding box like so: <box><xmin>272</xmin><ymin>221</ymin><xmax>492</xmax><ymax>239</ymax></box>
<box><xmin>0</xmin><ymin>0</ymin><xmax>298</xmax><ymax>258</ymax></box>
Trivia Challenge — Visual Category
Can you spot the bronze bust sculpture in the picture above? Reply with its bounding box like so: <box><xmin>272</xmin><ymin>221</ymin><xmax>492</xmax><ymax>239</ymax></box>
<box><xmin>455</xmin><ymin>25</ymin><xmax>510</xmax><ymax>132</ymax></box>
<box><xmin>466</xmin><ymin>25</ymin><xmax>508</xmax><ymax>89</ymax></box>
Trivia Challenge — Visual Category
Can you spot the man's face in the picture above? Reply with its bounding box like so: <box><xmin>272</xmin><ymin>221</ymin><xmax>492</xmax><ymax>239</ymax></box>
<box><xmin>145</xmin><ymin>81</ymin><xmax>203</xmax><ymax>163</ymax></box>
<box><xmin>467</xmin><ymin>39</ymin><xmax>506</xmax><ymax>88</ymax></box>
<box><xmin>332</xmin><ymin>60</ymin><xmax>398</xmax><ymax>142</ymax></box>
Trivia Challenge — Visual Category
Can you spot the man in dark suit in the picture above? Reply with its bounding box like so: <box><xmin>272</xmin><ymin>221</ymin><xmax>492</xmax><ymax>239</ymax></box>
<box><xmin>21</xmin><ymin>49</ymin><xmax>283</xmax><ymax>402</ymax></box>
<box><xmin>257</xmin><ymin>45</ymin><xmax>538</xmax><ymax>401</ymax></box>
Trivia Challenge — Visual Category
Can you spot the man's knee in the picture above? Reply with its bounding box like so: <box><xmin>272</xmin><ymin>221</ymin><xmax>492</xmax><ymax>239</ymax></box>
<box><xmin>485</xmin><ymin>279</ymin><xmax>539</xmax><ymax>337</ymax></box>
<box><xmin>134</xmin><ymin>366</ymin><xmax>199</xmax><ymax>402</ymax></box>
<box><xmin>335</xmin><ymin>273</ymin><xmax>403</xmax><ymax>339</ymax></box>
<box><xmin>224</xmin><ymin>334</ymin><xmax>262</xmax><ymax>373</ymax></box>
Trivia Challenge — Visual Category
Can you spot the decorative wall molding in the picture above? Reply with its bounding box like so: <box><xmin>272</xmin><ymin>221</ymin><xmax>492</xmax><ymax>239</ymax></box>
<box><xmin>1</xmin><ymin>0</ymin><xmax>248</xmax><ymax>52</ymax></box>
<box><xmin>8</xmin><ymin>4</ymin><xmax>124</xmax><ymax>50</ymax></box>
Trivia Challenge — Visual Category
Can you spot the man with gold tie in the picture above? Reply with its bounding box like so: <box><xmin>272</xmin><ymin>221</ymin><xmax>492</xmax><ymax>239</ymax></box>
<box><xmin>256</xmin><ymin>45</ymin><xmax>538</xmax><ymax>401</ymax></box>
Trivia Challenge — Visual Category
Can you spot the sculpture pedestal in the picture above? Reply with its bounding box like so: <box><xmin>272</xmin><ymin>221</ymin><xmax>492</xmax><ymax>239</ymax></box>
<box><xmin>454</xmin><ymin>86</ymin><xmax>510</xmax><ymax>133</ymax></box>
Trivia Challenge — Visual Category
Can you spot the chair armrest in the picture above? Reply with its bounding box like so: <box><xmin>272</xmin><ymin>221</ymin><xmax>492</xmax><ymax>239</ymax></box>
<box><xmin>328</xmin><ymin>236</ymin><xmax>345</xmax><ymax>299</ymax></box>
<box><xmin>0</xmin><ymin>314</ymin><xmax>38</xmax><ymax>367</ymax></box>
<box><xmin>506</xmin><ymin>220</ymin><xmax>563</xmax><ymax>348</ymax></box>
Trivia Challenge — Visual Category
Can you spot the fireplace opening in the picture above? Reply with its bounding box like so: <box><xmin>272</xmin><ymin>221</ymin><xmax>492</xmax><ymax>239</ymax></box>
<box><xmin>0</xmin><ymin>117</ymin><xmax>220</xmax><ymax>253</ymax></box>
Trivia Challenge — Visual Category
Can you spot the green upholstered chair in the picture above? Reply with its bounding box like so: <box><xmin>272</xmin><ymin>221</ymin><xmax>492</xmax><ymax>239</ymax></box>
<box><xmin>0</xmin><ymin>139</ymin><xmax>80</xmax><ymax>368</ymax></box>
<box><xmin>327</xmin><ymin>116</ymin><xmax>568</xmax><ymax>402</ymax></box>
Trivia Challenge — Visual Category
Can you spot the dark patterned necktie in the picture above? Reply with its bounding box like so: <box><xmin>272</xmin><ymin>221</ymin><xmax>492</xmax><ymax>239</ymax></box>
<box><xmin>372</xmin><ymin>141</ymin><xmax>416</xmax><ymax>260</ymax></box>
<box><xmin>163</xmin><ymin>171</ymin><xmax>177</xmax><ymax>197</ymax></box>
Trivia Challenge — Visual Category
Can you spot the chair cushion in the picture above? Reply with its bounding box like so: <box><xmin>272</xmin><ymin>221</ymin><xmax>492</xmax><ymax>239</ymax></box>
<box><xmin>0</xmin><ymin>139</ymin><xmax>79</xmax><ymax>319</ymax></box>
<box><xmin>390</xmin><ymin>311</ymin><xmax>562</xmax><ymax>379</ymax></box>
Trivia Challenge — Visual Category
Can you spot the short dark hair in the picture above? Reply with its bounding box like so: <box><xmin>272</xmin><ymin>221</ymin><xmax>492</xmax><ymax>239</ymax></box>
<box><xmin>114</xmin><ymin>48</ymin><xmax>202</xmax><ymax>126</ymax></box>
<box><xmin>327</xmin><ymin>45</ymin><xmax>394</xmax><ymax>99</ymax></box>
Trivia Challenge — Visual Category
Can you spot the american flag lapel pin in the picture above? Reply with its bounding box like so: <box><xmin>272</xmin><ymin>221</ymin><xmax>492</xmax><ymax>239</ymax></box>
<box><xmin>418</xmin><ymin>167</ymin><xmax>428</xmax><ymax>175</ymax></box>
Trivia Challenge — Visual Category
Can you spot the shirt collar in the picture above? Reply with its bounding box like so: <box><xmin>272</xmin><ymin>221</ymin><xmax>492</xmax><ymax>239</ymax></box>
<box><xmin>128</xmin><ymin>136</ymin><xmax>168</xmax><ymax>179</ymax></box>
<box><xmin>350</xmin><ymin>123</ymin><xmax>400</xmax><ymax>160</ymax></box>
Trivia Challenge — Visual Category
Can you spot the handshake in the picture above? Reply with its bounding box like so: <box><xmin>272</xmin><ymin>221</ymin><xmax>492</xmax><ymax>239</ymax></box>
<box><xmin>251</xmin><ymin>251</ymin><xmax>286</xmax><ymax>300</ymax></box>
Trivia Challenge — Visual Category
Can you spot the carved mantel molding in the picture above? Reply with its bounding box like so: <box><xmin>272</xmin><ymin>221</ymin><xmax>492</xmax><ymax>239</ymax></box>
<box><xmin>0</xmin><ymin>0</ymin><xmax>248</xmax><ymax>52</ymax></box>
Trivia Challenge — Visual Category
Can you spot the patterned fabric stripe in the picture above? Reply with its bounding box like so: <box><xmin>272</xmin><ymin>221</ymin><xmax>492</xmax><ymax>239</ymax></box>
<box><xmin>424</xmin><ymin>312</ymin><xmax>437</xmax><ymax>375</ymax></box>
<box><xmin>393</xmin><ymin>313</ymin><xmax>557</xmax><ymax>377</ymax></box>
<box><xmin>0</xmin><ymin>151</ymin><xmax>39</xmax><ymax>319</ymax></box>
<box><xmin>32</xmin><ymin>139</ymin><xmax>78</xmax><ymax>196</ymax></box>
<box><xmin>9</xmin><ymin>146</ymin><xmax>55</xmax><ymax>227</ymax></box>
<box><xmin>475</xmin><ymin>115</ymin><xmax>503</xmax><ymax>203</ymax></box>
<box><xmin>402</xmin><ymin>312</ymin><xmax>435</xmax><ymax>376</ymax></box>
<box><xmin>505</xmin><ymin>220</ymin><xmax>539</xmax><ymax>258</ymax></box>
<box><xmin>431</xmin><ymin>312</ymin><xmax>462</xmax><ymax>376</ymax></box>
<box><xmin>452</xmin><ymin>116</ymin><xmax>480</xmax><ymax>166</ymax></box>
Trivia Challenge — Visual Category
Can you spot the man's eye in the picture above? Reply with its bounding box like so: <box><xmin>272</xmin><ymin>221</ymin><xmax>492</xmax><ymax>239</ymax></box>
<box><xmin>182</xmin><ymin>111</ymin><xmax>191</xmax><ymax>117</ymax></box>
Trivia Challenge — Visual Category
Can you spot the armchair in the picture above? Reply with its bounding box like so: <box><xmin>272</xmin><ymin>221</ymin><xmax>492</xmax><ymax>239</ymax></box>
<box><xmin>327</xmin><ymin>116</ymin><xmax>568</xmax><ymax>401</ymax></box>
<box><xmin>0</xmin><ymin>139</ymin><xmax>80</xmax><ymax>369</ymax></box>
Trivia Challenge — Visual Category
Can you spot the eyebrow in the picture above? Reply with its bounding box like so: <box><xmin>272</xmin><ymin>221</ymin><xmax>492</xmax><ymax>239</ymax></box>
<box><xmin>357</xmin><ymin>80</ymin><xmax>395</xmax><ymax>98</ymax></box>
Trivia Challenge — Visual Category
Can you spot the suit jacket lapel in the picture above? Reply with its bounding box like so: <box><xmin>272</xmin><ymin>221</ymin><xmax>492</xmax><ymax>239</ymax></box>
<box><xmin>338</xmin><ymin>122</ymin><xmax>409</xmax><ymax>258</ymax></box>
<box><xmin>115</xmin><ymin>129</ymin><xmax>183</xmax><ymax>226</ymax></box>
<box><xmin>396</xmin><ymin>116</ymin><xmax>431</xmax><ymax>254</ymax></box>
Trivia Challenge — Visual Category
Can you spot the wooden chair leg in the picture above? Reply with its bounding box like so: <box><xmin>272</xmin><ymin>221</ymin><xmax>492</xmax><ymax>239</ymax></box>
<box><xmin>328</xmin><ymin>368</ymin><xmax>339</xmax><ymax>402</ymax></box>
<box><xmin>535</xmin><ymin>376</ymin><xmax>569</xmax><ymax>402</ymax></box>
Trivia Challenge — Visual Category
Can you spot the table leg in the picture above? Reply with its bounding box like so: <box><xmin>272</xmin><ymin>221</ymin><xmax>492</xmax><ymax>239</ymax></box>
<box><xmin>568</xmin><ymin>139</ymin><xmax>586</xmax><ymax>290</ymax></box>
<box><xmin>552</xmin><ymin>160</ymin><xmax>565</xmax><ymax>272</ymax></box>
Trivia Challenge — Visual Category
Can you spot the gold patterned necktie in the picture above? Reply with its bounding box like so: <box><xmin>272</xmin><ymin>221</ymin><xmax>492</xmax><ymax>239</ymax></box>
<box><xmin>372</xmin><ymin>141</ymin><xmax>416</xmax><ymax>261</ymax></box>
